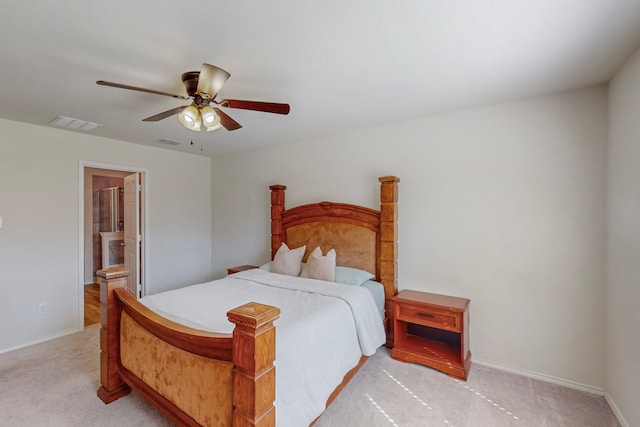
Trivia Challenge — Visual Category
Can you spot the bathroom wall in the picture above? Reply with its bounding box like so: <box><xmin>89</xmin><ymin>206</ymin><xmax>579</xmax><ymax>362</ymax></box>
<box><xmin>84</xmin><ymin>168</ymin><xmax>129</xmax><ymax>284</ymax></box>
<box><xmin>92</xmin><ymin>176</ymin><xmax>123</xmax><ymax>278</ymax></box>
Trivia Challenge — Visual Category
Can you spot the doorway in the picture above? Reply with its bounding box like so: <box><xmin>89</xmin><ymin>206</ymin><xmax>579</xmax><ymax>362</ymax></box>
<box><xmin>79</xmin><ymin>162</ymin><xmax>147</xmax><ymax>327</ymax></box>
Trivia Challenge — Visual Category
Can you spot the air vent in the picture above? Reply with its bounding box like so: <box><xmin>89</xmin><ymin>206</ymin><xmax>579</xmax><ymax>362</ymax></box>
<box><xmin>48</xmin><ymin>116</ymin><xmax>102</xmax><ymax>132</ymax></box>
<box><xmin>159</xmin><ymin>138</ymin><xmax>185</xmax><ymax>146</ymax></box>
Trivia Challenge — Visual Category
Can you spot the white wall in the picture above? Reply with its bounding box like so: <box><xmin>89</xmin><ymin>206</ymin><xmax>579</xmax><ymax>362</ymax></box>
<box><xmin>606</xmin><ymin>46</ymin><xmax>640</xmax><ymax>427</ymax></box>
<box><xmin>211</xmin><ymin>87</ymin><xmax>608</xmax><ymax>390</ymax></box>
<box><xmin>0</xmin><ymin>119</ymin><xmax>212</xmax><ymax>353</ymax></box>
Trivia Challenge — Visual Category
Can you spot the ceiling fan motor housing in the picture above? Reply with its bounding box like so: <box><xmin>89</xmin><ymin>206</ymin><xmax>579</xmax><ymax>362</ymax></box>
<box><xmin>181</xmin><ymin>72</ymin><xmax>200</xmax><ymax>97</ymax></box>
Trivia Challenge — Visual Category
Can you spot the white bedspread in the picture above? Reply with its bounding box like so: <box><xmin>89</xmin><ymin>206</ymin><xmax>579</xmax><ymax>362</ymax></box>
<box><xmin>140</xmin><ymin>268</ymin><xmax>386</xmax><ymax>427</ymax></box>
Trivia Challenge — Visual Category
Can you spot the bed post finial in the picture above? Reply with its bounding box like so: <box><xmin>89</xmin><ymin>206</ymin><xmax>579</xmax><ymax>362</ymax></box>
<box><xmin>228</xmin><ymin>302</ymin><xmax>281</xmax><ymax>427</ymax></box>
<box><xmin>378</xmin><ymin>176</ymin><xmax>399</xmax><ymax>346</ymax></box>
<box><xmin>270</xmin><ymin>185</ymin><xmax>287</xmax><ymax>259</ymax></box>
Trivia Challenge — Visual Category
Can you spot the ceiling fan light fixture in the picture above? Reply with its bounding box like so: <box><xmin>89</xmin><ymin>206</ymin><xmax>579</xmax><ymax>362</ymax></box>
<box><xmin>201</xmin><ymin>106</ymin><xmax>222</xmax><ymax>131</ymax></box>
<box><xmin>178</xmin><ymin>105</ymin><xmax>201</xmax><ymax>131</ymax></box>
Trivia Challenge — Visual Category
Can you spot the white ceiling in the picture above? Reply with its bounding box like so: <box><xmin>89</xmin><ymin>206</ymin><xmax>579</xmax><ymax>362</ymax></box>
<box><xmin>1</xmin><ymin>1</ymin><xmax>639</xmax><ymax>157</ymax></box>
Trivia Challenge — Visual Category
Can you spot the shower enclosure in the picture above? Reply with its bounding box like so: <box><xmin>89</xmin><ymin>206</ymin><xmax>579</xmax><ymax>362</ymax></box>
<box><xmin>98</xmin><ymin>187</ymin><xmax>124</xmax><ymax>269</ymax></box>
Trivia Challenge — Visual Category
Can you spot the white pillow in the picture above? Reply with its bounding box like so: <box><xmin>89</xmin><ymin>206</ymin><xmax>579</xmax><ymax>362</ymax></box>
<box><xmin>270</xmin><ymin>243</ymin><xmax>306</xmax><ymax>276</ymax></box>
<box><xmin>300</xmin><ymin>247</ymin><xmax>336</xmax><ymax>282</ymax></box>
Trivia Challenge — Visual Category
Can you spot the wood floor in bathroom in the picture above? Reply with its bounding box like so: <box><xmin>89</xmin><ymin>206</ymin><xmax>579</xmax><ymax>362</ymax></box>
<box><xmin>84</xmin><ymin>283</ymin><xmax>100</xmax><ymax>326</ymax></box>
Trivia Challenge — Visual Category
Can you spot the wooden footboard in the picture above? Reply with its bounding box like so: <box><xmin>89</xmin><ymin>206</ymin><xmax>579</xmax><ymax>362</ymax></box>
<box><xmin>97</xmin><ymin>268</ymin><xmax>280</xmax><ymax>427</ymax></box>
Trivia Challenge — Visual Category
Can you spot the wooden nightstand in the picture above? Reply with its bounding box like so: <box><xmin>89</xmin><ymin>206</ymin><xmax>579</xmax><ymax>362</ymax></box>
<box><xmin>391</xmin><ymin>290</ymin><xmax>471</xmax><ymax>380</ymax></box>
<box><xmin>227</xmin><ymin>265</ymin><xmax>258</xmax><ymax>275</ymax></box>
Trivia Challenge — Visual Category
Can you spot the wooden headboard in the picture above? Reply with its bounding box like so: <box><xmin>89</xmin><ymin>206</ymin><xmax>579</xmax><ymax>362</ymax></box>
<box><xmin>270</xmin><ymin>176</ymin><xmax>399</xmax><ymax>313</ymax></box>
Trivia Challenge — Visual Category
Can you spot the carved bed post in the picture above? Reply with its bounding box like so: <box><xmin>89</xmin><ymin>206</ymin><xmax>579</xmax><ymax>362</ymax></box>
<box><xmin>228</xmin><ymin>302</ymin><xmax>281</xmax><ymax>427</ymax></box>
<box><xmin>96</xmin><ymin>267</ymin><xmax>131</xmax><ymax>403</ymax></box>
<box><xmin>378</xmin><ymin>176</ymin><xmax>400</xmax><ymax>346</ymax></box>
<box><xmin>270</xmin><ymin>185</ymin><xmax>287</xmax><ymax>259</ymax></box>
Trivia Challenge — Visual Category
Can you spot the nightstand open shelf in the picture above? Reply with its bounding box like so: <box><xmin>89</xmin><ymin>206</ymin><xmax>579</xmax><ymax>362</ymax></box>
<box><xmin>400</xmin><ymin>327</ymin><xmax>463</xmax><ymax>365</ymax></box>
<box><xmin>392</xmin><ymin>290</ymin><xmax>471</xmax><ymax>380</ymax></box>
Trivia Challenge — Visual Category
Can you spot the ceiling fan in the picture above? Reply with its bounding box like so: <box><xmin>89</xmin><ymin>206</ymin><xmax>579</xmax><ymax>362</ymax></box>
<box><xmin>97</xmin><ymin>63</ymin><xmax>290</xmax><ymax>132</ymax></box>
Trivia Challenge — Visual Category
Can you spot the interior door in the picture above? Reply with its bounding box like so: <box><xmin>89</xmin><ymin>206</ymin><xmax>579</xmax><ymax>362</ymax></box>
<box><xmin>124</xmin><ymin>173</ymin><xmax>141</xmax><ymax>297</ymax></box>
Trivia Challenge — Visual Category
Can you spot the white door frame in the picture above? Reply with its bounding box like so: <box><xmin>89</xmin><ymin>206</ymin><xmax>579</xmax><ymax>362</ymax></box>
<box><xmin>78</xmin><ymin>160</ymin><xmax>149</xmax><ymax>328</ymax></box>
<box><xmin>123</xmin><ymin>172</ymin><xmax>141</xmax><ymax>297</ymax></box>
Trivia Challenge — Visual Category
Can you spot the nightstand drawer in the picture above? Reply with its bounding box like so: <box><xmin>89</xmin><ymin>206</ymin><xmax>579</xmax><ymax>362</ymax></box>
<box><xmin>396</xmin><ymin>304</ymin><xmax>460</xmax><ymax>331</ymax></box>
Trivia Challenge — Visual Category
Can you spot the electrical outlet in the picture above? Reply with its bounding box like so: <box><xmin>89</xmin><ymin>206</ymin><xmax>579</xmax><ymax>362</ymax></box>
<box><xmin>38</xmin><ymin>303</ymin><xmax>48</xmax><ymax>316</ymax></box>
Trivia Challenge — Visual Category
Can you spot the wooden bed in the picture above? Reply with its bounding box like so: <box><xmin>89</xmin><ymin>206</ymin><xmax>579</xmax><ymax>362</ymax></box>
<box><xmin>97</xmin><ymin>175</ymin><xmax>399</xmax><ymax>427</ymax></box>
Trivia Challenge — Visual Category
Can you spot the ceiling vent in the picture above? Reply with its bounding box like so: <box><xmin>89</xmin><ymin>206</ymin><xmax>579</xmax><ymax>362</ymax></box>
<box><xmin>159</xmin><ymin>138</ymin><xmax>185</xmax><ymax>146</ymax></box>
<box><xmin>48</xmin><ymin>116</ymin><xmax>102</xmax><ymax>132</ymax></box>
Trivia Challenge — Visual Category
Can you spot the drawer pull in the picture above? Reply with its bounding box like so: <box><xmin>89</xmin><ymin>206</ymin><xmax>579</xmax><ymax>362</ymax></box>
<box><xmin>417</xmin><ymin>312</ymin><xmax>435</xmax><ymax>318</ymax></box>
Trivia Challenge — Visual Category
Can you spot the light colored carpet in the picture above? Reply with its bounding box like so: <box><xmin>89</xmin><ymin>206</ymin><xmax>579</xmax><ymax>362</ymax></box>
<box><xmin>0</xmin><ymin>325</ymin><xmax>620</xmax><ymax>427</ymax></box>
<box><xmin>314</xmin><ymin>349</ymin><xmax>620</xmax><ymax>427</ymax></box>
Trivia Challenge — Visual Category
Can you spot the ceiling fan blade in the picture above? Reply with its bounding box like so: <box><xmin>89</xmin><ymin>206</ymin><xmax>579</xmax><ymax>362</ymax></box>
<box><xmin>142</xmin><ymin>106</ymin><xmax>187</xmax><ymax>122</ymax></box>
<box><xmin>219</xmin><ymin>99</ymin><xmax>290</xmax><ymax>115</ymax></box>
<box><xmin>97</xmin><ymin>80</ymin><xmax>189</xmax><ymax>100</ymax></box>
<box><xmin>197</xmin><ymin>64</ymin><xmax>231</xmax><ymax>99</ymax></box>
<box><xmin>214</xmin><ymin>107</ymin><xmax>242</xmax><ymax>131</ymax></box>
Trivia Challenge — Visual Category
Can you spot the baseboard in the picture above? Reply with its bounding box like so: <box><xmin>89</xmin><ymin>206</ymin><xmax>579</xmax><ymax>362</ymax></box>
<box><xmin>605</xmin><ymin>392</ymin><xmax>630</xmax><ymax>427</ymax></box>
<box><xmin>0</xmin><ymin>326</ymin><xmax>83</xmax><ymax>355</ymax></box>
<box><xmin>472</xmin><ymin>357</ymin><xmax>605</xmax><ymax>395</ymax></box>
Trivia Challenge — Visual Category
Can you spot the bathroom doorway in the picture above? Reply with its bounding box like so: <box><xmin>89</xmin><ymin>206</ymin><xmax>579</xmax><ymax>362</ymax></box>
<box><xmin>79</xmin><ymin>162</ymin><xmax>147</xmax><ymax>327</ymax></box>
